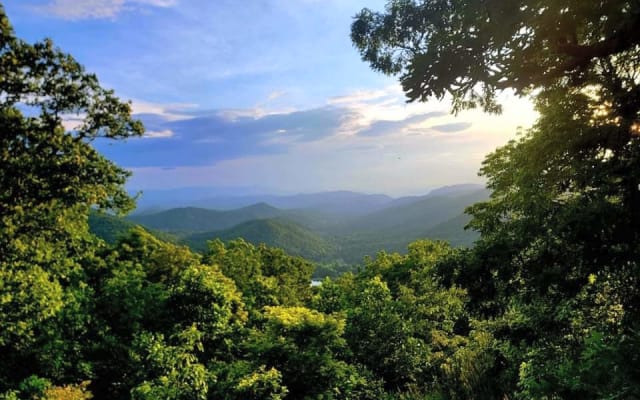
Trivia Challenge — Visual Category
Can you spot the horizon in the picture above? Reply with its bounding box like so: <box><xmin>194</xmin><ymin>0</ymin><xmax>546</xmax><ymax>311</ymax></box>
<box><xmin>5</xmin><ymin>0</ymin><xmax>537</xmax><ymax>195</ymax></box>
<box><xmin>129</xmin><ymin>181</ymin><xmax>486</xmax><ymax>200</ymax></box>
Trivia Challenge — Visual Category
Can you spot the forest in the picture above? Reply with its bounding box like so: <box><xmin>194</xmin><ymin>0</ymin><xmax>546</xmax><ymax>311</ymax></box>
<box><xmin>1</xmin><ymin>1</ymin><xmax>640</xmax><ymax>399</ymax></box>
<box><xmin>88</xmin><ymin>185</ymin><xmax>487</xmax><ymax>271</ymax></box>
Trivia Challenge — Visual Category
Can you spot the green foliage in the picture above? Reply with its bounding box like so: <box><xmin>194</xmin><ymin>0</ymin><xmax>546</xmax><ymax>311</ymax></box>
<box><xmin>129</xmin><ymin>203</ymin><xmax>281</xmax><ymax>233</ymax></box>
<box><xmin>453</xmin><ymin>85</ymin><xmax>640</xmax><ymax>397</ymax></box>
<box><xmin>167</xmin><ymin>263</ymin><xmax>247</xmax><ymax>355</ymax></box>
<box><xmin>247</xmin><ymin>306</ymin><xmax>386</xmax><ymax>399</ymax></box>
<box><xmin>90</xmin><ymin>229</ymin><xmax>246</xmax><ymax>398</ymax></box>
<box><xmin>205</xmin><ymin>238</ymin><xmax>313</xmax><ymax>309</ymax></box>
<box><xmin>353</xmin><ymin>1</ymin><xmax>640</xmax><ymax>397</ymax></box>
<box><xmin>352</xmin><ymin>0</ymin><xmax>640</xmax><ymax>113</ymax></box>
<box><xmin>345</xmin><ymin>276</ymin><xmax>431</xmax><ymax>389</ymax></box>
<box><xmin>341</xmin><ymin>243</ymin><xmax>476</xmax><ymax>395</ymax></box>
<box><xmin>42</xmin><ymin>381</ymin><xmax>94</xmax><ymax>400</ymax></box>
<box><xmin>0</xmin><ymin>264</ymin><xmax>64</xmax><ymax>349</ymax></box>
<box><xmin>233</xmin><ymin>366</ymin><xmax>288</xmax><ymax>400</ymax></box>
<box><xmin>3</xmin><ymin>1</ymin><xmax>640</xmax><ymax>399</ymax></box>
<box><xmin>185</xmin><ymin>218</ymin><xmax>337</xmax><ymax>261</ymax></box>
<box><xmin>0</xmin><ymin>3</ymin><xmax>142</xmax><ymax>393</ymax></box>
<box><xmin>130</xmin><ymin>327</ymin><xmax>208</xmax><ymax>400</ymax></box>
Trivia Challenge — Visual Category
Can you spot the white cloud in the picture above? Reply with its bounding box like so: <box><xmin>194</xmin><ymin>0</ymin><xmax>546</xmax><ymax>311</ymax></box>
<box><xmin>267</xmin><ymin>90</ymin><xmax>287</xmax><ymax>101</ymax></box>
<box><xmin>144</xmin><ymin>129</ymin><xmax>174</xmax><ymax>139</ymax></box>
<box><xmin>130</xmin><ymin>100</ymin><xmax>197</xmax><ymax>121</ymax></box>
<box><xmin>327</xmin><ymin>87</ymin><xmax>396</xmax><ymax>105</ymax></box>
<box><xmin>216</xmin><ymin>107</ymin><xmax>298</xmax><ymax>121</ymax></box>
<box><xmin>40</xmin><ymin>0</ymin><xmax>177</xmax><ymax>20</ymax></box>
<box><xmin>122</xmin><ymin>87</ymin><xmax>537</xmax><ymax>194</ymax></box>
<box><xmin>134</xmin><ymin>0</ymin><xmax>176</xmax><ymax>6</ymax></box>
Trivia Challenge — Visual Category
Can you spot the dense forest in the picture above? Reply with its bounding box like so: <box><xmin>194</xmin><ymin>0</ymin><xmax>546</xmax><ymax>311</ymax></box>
<box><xmin>2</xmin><ymin>1</ymin><xmax>640</xmax><ymax>399</ymax></box>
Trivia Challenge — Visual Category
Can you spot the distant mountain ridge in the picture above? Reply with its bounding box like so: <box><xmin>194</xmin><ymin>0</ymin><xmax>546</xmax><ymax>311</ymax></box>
<box><xmin>132</xmin><ymin>189</ymin><xmax>396</xmax><ymax>216</ymax></box>
<box><xmin>131</xmin><ymin>184</ymin><xmax>486</xmax><ymax>216</ymax></box>
<box><xmin>114</xmin><ymin>184</ymin><xmax>489</xmax><ymax>263</ymax></box>
<box><xmin>331</xmin><ymin>188</ymin><xmax>489</xmax><ymax>237</ymax></box>
<box><xmin>128</xmin><ymin>202</ymin><xmax>281</xmax><ymax>232</ymax></box>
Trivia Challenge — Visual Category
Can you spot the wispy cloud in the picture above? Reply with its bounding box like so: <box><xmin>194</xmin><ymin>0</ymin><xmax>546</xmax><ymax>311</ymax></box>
<box><xmin>38</xmin><ymin>0</ymin><xmax>177</xmax><ymax>20</ymax></box>
<box><xmin>327</xmin><ymin>89</ymin><xmax>390</xmax><ymax>105</ymax></box>
<box><xmin>96</xmin><ymin>105</ymin><xmax>358</xmax><ymax>167</ymax></box>
<box><xmin>144</xmin><ymin>129</ymin><xmax>174</xmax><ymax>139</ymax></box>
<box><xmin>130</xmin><ymin>100</ymin><xmax>197</xmax><ymax>121</ymax></box>
<box><xmin>93</xmin><ymin>87</ymin><xmax>536</xmax><ymax>194</ymax></box>
<box><xmin>267</xmin><ymin>90</ymin><xmax>287</xmax><ymax>101</ymax></box>
<box><xmin>97</xmin><ymin>87</ymin><xmax>480</xmax><ymax>169</ymax></box>
<box><xmin>358</xmin><ymin>112</ymin><xmax>447</xmax><ymax>137</ymax></box>
<box><xmin>429</xmin><ymin>122</ymin><xmax>472</xmax><ymax>133</ymax></box>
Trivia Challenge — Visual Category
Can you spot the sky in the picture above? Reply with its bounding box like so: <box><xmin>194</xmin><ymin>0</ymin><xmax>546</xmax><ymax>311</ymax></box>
<box><xmin>4</xmin><ymin>0</ymin><xmax>537</xmax><ymax>196</ymax></box>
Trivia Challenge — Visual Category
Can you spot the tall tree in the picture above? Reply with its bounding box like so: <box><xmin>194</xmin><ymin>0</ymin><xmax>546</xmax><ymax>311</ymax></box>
<box><xmin>352</xmin><ymin>0</ymin><xmax>640</xmax><ymax>115</ymax></box>
<box><xmin>353</xmin><ymin>1</ymin><xmax>640</xmax><ymax>398</ymax></box>
<box><xmin>0</xmin><ymin>4</ymin><xmax>142</xmax><ymax>392</ymax></box>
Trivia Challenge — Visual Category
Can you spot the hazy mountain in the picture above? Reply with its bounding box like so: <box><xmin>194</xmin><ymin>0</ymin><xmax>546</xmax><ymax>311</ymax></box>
<box><xmin>131</xmin><ymin>185</ymin><xmax>485</xmax><ymax>219</ymax></box>
<box><xmin>387</xmin><ymin>183</ymin><xmax>485</xmax><ymax>208</ymax></box>
<box><xmin>183</xmin><ymin>218</ymin><xmax>336</xmax><ymax>261</ymax></box>
<box><xmin>263</xmin><ymin>191</ymin><xmax>393</xmax><ymax>215</ymax></box>
<box><xmin>423</xmin><ymin>213</ymin><xmax>478</xmax><ymax>247</ymax></box>
<box><xmin>123</xmin><ymin>185</ymin><xmax>489</xmax><ymax>265</ymax></box>
<box><xmin>427</xmin><ymin>183</ymin><xmax>485</xmax><ymax>197</ymax></box>
<box><xmin>326</xmin><ymin>189</ymin><xmax>488</xmax><ymax>262</ymax></box>
<box><xmin>128</xmin><ymin>203</ymin><xmax>282</xmax><ymax>233</ymax></box>
<box><xmin>331</xmin><ymin>188</ymin><xmax>489</xmax><ymax>237</ymax></box>
<box><xmin>130</xmin><ymin>186</ymin><xmax>272</xmax><ymax>212</ymax></box>
<box><xmin>132</xmin><ymin>189</ymin><xmax>395</xmax><ymax>217</ymax></box>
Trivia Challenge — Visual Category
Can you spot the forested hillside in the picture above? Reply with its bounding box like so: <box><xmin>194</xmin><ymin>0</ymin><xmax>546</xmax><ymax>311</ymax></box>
<box><xmin>183</xmin><ymin>218</ymin><xmax>337</xmax><ymax>260</ymax></box>
<box><xmin>113</xmin><ymin>187</ymin><xmax>486</xmax><ymax>265</ymax></box>
<box><xmin>128</xmin><ymin>203</ymin><xmax>282</xmax><ymax>233</ymax></box>
<box><xmin>2</xmin><ymin>1</ymin><xmax>640</xmax><ymax>399</ymax></box>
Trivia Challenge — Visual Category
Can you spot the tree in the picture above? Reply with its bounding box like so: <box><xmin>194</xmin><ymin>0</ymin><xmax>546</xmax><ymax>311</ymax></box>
<box><xmin>344</xmin><ymin>276</ymin><xmax>430</xmax><ymax>390</ymax></box>
<box><xmin>89</xmin><ymin>229</ymin><xmax>249</xmax><ymax>398</ymax></box>
<box><xmin>0</xmin><ymin>6</ymin><xmax>142</xmax><ymax>227</ymax></box>
<box><xmin>0</xmin><ymin>4</ymin><xmax>142</xmax><ymax>392</ymax></box>
<box><xmin>460</xmin><ymin>87</ymin><xmax>640</xmax><ymax>398</ymax></box>
<box><xmin>352</xmin><ymin>0</ymin><xmax>640</xmax><ymax>115</ymax></box>
<box><xmin>344</xmin><ymin>242</ymin><xmax>484</xmax><ymax>396</ymax></box>
<box><xmin>205</xmin><ymin>239</ymin><xmax>313</xmax><ymax>311</ymax></box>
<box><xmin>247</xmin><ymin>306</ymin><xmax>385</xmax><ymax>399</ymax></box>
<box><xmin>130</xmin><ymin>327</ymin><xmax>209</xmax><ymax>400</ymax></box>
<box><xmin>353</xmin><ymin>1</ymin><xmax>640</xmax><ymax>398</ymax></box>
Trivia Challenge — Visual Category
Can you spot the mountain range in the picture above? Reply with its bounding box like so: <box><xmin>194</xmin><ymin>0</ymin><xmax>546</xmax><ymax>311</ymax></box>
<box><xmin>91</xmin><ymin>184</ymin><xmax>489</xmax><ymax>266</ymax></box>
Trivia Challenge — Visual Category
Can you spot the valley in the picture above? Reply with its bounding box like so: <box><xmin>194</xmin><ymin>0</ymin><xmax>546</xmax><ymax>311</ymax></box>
<box><xmin>91</xmin><ymin>184</ymin><xmax>488</xmax><ymax>275</ymax></box>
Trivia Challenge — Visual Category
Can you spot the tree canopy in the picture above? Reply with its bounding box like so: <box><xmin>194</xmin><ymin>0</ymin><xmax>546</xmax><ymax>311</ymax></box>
<box><xmin>352</xmin><ymin>0</ymin><xmax>640</xmax><ymax>114</ymax></box>
<box><xmin>353</xmin><ymin>1</ymin><xmax>640</xmax><ymax>398</ymax></box>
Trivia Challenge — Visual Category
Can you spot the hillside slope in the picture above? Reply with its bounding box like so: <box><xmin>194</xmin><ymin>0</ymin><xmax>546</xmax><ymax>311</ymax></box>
<box><xmin>128</xmin><ymin>203</ymin><xmax>282</xmax><ymax>232</ymax></box>
<box><xmin>89</xmin><ymin>212</ymin><xmax>137</xmax><ymax>244</ymax></box>
<box><xmin>89</xmin><ymin>212</ymin><xmax>176</xmax><ymax>244</ymax></box>
<box><xmin>331</xmin><ymin>189</ymin><xmax>489</xmax><ymax>236</ymax></box>
<box><xmin>183</xmin><ymin>218</ymin><xmax>336</xmax><ymax>261</ymax></box>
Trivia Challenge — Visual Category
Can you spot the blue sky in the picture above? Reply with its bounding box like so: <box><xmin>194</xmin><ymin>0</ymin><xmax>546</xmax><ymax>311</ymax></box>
<box><xmin>4</xmin><ymin>0</ymin><xmax>537</xmax><ymax>195</ymax></box>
